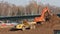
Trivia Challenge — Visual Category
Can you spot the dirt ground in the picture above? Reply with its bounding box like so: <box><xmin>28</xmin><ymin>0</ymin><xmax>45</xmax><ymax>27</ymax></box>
<box><xmin>0</xmin><ymin>25</ymin><xmax>53</xmax><ymax>34</ymax></box>
<box><xmin>0</xmin><ymin>14</ymin><xmax>60</xmax><ymax>34</ymax></box>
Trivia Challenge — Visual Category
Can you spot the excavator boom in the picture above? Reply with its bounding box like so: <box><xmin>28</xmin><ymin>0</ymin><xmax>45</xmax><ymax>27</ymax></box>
<box><xmin>34</xmin><ymin>7</ymin><xmax>51</xmax><ymax>24</ymax></box>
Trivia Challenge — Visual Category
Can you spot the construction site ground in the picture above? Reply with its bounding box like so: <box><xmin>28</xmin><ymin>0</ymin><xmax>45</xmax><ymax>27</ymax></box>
<box><xmin>0</xmin><ymin>14</ymin><xmax>60</xmax><ymax>34</ymax></box>
<box><xmin>0</xmin><ymin>25</ymin><xmax>54</xmax><ymax>34</ymax></box>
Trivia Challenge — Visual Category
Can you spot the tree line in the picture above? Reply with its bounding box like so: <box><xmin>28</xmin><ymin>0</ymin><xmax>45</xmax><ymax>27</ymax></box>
<box><xmin>0</xmin><ymin>1</ymin><xmax>60</xmax><ymax>16</ymax></box>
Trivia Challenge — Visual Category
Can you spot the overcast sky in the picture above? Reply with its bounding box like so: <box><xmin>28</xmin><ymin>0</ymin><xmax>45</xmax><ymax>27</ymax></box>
<box><xmin>0</xmin><ymin>0</ymin><xmax>60</xmax><ymax>7</ymax></box>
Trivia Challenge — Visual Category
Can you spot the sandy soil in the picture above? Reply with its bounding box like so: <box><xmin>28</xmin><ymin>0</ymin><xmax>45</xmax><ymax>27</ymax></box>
<box><xmin>0</xmin><ymin>25</ymin><xmax>53</xmax><ymax>34</ymax></box>
<box><xmin>0</xmin><ymin>14</ymin><xmax>60</xmax><ymax>34</ymax></box>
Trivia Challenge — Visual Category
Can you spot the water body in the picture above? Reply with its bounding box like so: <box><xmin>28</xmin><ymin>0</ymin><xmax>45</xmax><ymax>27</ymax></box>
<box><xmin>0</xmin><ymin>14</ymin><xmax>60</xmax><ymax>23</ymax></box>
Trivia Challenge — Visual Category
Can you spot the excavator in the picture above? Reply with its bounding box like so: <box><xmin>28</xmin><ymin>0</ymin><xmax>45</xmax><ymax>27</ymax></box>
<box><xmin>34</xmin><ymin>7</ymin><xmax>52</xmax><ymax>24</ymax></box>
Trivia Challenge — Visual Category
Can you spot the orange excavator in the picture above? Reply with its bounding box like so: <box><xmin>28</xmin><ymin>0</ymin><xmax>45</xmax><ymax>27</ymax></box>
<box><xmin>34</xmin><ymin>7</ymin><xmax>52</xmax><ymax>24</ymax></box>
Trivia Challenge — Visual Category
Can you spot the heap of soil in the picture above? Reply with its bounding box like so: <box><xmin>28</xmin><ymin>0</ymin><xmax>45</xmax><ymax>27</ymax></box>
<box><xmin>42</xmin><ymin>14</ymin><xmax>60</xmax><ymax>28</ymax></box>
<box><xmin>0</xmin><ymin>14</ymin><xmax>60</xmax><ymax>34</ymax></box>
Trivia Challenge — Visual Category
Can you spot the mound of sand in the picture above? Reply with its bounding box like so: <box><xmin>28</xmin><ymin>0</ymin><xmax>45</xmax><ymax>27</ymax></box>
<box><xmin>0</xmin><ymin>14</ymin><xmax>60</xmax><ymax>34</ymax></box>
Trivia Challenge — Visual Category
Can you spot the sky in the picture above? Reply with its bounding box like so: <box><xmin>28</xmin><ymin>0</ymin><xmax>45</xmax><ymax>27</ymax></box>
<box><xmin>0</xmin><ymin>0</ymin><xmax>60</xmax><ymax>7</ymax></box>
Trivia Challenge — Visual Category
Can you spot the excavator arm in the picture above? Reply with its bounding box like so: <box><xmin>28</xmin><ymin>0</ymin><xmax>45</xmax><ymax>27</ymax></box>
<box><xmin>34</xmin><ymin>7</ymin><xmax>52</xmax><ymax>24</ymax></box>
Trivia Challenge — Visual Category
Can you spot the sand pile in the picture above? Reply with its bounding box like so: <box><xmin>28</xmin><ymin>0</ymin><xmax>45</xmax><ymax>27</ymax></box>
<box><xmin>0</xmin><ymin>14</ymin><xmax>60</xmax><ymax>34</ymax></box>
<box><xmin>42</xmin><ymin>14</ymin><xmax>60</xmax><ymax>28</ymax></box>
